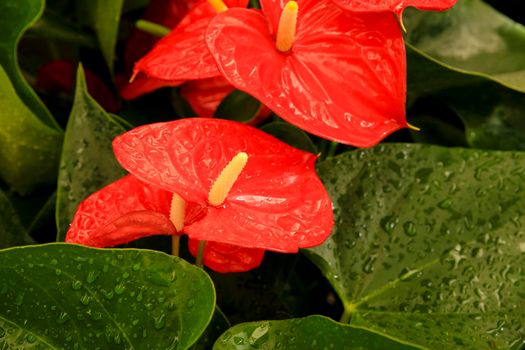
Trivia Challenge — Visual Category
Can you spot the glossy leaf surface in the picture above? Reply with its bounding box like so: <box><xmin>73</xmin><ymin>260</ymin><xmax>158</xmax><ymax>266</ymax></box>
<box><xmin>56</xmin><ymin>67</ymin><xmax>127</xmax><ymax>241</ymax></box>
<box><xmin>215</xmin><ymin>90</ymin><xmax>262</xmax><ymax>123</ymax></box>
<box><xmin>0</xmin><ymin>66</ymin><xmax>63</xmax><ymax>194</ymax></box>
<box><xmin>214</xmin><ymin>315</ymin><xmax>420</xmax><ymax>349</ymax></box>
<box><xmin>330</xmin><ymin>0</ymin><xmax>456</xmax><ymax>16</ymax></box>
<box><xmin>261</xmin><ymin>122</ymin><xmax>317</xmax><ymax>153</ymax></box>
<box><xmin>113</xmin><ymin>119</ymin><xmax>333</xmax><ymax>252</ymax></box>
<box><xmin>207</xmin><ymin>0</ymin><xmax>407</xmax><ymax>147</ymax></box>
<box><xmin>0</xmin><ymin>244</ymin><xmax>215</xmax><ymax>349</ymax></box>
<box><xmin>0</xmin><ymin>190</ymin><xmax>34</xmax><ymax>249</ymax></box>
<box><xmin>0</xmin><ymin>0</ymin><xmax>59</xmax><ymax>130</ymax></box>
<box><xmin>134</xmin><ymin>0</ymin><xmax>248</xmax><ymax>82</ymax></box>
<box><xmin>404</xmin><ymin>0</ymin><xmax>525</xmax><ymax>93</ymax></box>
<box><xmin>77</xmin><ymin>0</ymin><xmax>124</xmax><ymax>72</ymax></box>
<box><xmin>307</xmin><ymin>144</ymin><xmax>525</xmax><ymax>349</ymax></box>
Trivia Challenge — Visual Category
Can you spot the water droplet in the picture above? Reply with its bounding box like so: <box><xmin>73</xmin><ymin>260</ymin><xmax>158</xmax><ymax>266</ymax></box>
<box><xmin>132</xmin><ymin>263</ymin><xmax>141</xmax><ymax>271</ymax></box>
<box><xmin>26</xmin><ymin>334</ymin><xmax>36</xmax><ymax>343</ymax></box>
<box><xmin>403</xmin><ymin>221</ymin><xmax>416</xmax><ymax>237</ymax></box>
<box><xmin>233</xmin><ymin>336</ymin><xmax>245</xmax><ymax>345</ymax></box>
<box><xmin>114</xmin><ymin>283</ymin><xmax>125</xmax><ymax>295</ymax></box>
<box><xmin>186</xmin><ymin>298</ymin><xmax>195</xmax><ymax>309</ymax></box>
<box><xmin>71</xmin><ymin>280</ymin><xmax>82</xmax><ymax>290</ymax></box>
<box><xmin>154</xmin><ymin>313</ymin><xmax>166</xmax><ymax>330</ymax></box>
<box><xmin>438</xmin><ymin>199</ymin><xmax>452</xmax><ymax>209</ymax></box>
<box><xmin>56</xmin><ymin>312</ymin><xmax>70</xmax><ymax>324</ymax></box>
<box><xmin>86</xmin><ymin>271</ymin><xmax>100</xmax><ymax>284</ymax></box>
<box><xmin>15</xmin><ymin>292</ymin><xmax>25</xmax><ymax>306</ymax></box>
<box><xmin>80</xmin><ymin>294</ymin><xmax>90</xmax><ymax>306</ymax></box>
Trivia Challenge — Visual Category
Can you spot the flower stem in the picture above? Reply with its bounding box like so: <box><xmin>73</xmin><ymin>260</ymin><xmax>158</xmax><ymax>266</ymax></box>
<box><xmin>339</xmin><ymin>303</ymin><xmax>356</xmax><ymax>324</ymax></box>
<box><xmin>196</xmin><ymin>241</ymin><xmax>207</xmax><ymax>267</ymax></box>
<box><xmin>136</xmin><ymin>19</ymin><xmax>170</xmax><ymax>37</ymax></box>
<box><xmin>171</xmin><ymin>235</ymin><xmax>180</xmax><ymax>257</ymax></box>
<box><xmin>326</xmin><ymin>141</ymin><xmax>339</xmax><ymax>158</ymax></box>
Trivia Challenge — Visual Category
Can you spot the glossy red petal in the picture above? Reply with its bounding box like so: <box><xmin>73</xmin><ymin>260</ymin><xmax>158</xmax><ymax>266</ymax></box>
<box><xmin>179</xmin><ymin>77</ymin><xmax>234</xmax><ymax>116</ymax></box>
<box><xmin>134</xmin><ymin>0</ymin><xmax>249</xmax><ymax>82</ymax></box>
<box><xmin>206</xmin><ymin>2</ymin><xmax>407</xmax><ymax>147</ymax></box>
<box><xmin>113</xmin><ymin>119</ymin><xmax>333</xmax><ymax>252</ymax></box>
<box><xmin>188</xmin><ymin>238</ymin><xmax>265</xmax><ymax>273</ymax></box>
<box><xmin>119</xmin><ymin>73</ymin><xmax>184</xmax><ymax>100</ymax></box>
<box><xmin>66</xmin><ymin>174</ymin><xmax>175</xmax><ymax>247</ymax></box>
<box><xmin>330</xmin><ymin>0</ymin><xmax>457</xmax><ymax>17</ymax></box>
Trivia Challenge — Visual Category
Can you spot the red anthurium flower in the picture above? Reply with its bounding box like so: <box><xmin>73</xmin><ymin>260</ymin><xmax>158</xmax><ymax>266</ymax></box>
<box><xmin>179</xmin><ymin>77</ymin><xmax>235</xmax><ymax>116</ymax></box>
<box><xmin>133</xmin><ymin>0</ymin><xmax>248</xmax><ymax>83</ymax></box>
<box><xmin>206</xmin><ymin>0</ymin><xmax>408</xmax><ymax>147</ymax></box>
<box><xmin>66</xmin><ymin>174</ymin><xmax>264</xmax><ymax>273</ymax></box>
<box><xmin>66</xmin><ymin>119</ymin><xmax>333</xmax><ymax>272</ymax></box>
<box><xmin>329</xmin><ymin>0</ymin><xmax>457</xmax><ymax>18</ymax></box>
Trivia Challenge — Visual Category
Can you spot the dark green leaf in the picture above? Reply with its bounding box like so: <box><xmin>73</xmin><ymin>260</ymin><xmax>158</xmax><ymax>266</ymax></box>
<box><xmin>28</xmin><ymin>191</ymin><xmax>57</xmax><ymax>236</ymax></box>
<box><xmin>307</xmin><ymin>144</ymin><xmax>525</xmax><ymax>349</ymax></box>
<box><xmin>27</xmin><ymin>9</ymin><xmax>97</xmax><ymax>47</ymax></box>
<box><xmin>404</xmin><ymin>0</ymin><xmax>525</xmax><ymax>93</ymax></box>
<box><xmin>56</xmin><ymin>66</ymin><xmax>127</xmax><ymax>241</ymax></box>
<box><xmin>215</xmin><ymin>90</ymin><xmax>262</xmax><ymax>123</ymax></box>
<box><xmin>214</xmin><ymin>315</ymin><xmax>420</xmax><ymax>350</ymax></box>
<box><xmin>0</xmin><ymin>66</ymin><xmax>63</xmax><ymax>194</ymax></box>
<box><xmin>192</xmin><ymin>307</ymin><xmax>230</xmax><ymax>350</ymax></box>
<box><xmin>0</xmin><ymin>0</ymin><xmax>60</xmax><ymax>130</ymax></box>
<box><xmin>0</xmin><ymin>244</ymin><xmax>215</xmax><ymax>349</ymax></box>
<box><xmin>0</xmin><ymin>189</ymin><xmax>34</xmax><ymax>249</ymax></box>
<box><xmin>77</xmin><ymin>0</ymin><xmax>124</xmax><ymax>73</ymax></box>
<box><xmin>261</xmin><ymin>122</ymin><xmax>317</xmax><ymax>153</ymax></box>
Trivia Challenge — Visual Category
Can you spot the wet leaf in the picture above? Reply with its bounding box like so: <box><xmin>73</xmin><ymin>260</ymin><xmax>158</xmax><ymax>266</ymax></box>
<box><xmin>404</xmin><ymin>0</ymin><xmax>525</xmax><ymax>93</ymax></box>
<box><xmin>0</xmin><ymin>243</ymin><xmax>215</xmax><ymax>349</ymax></box>
<box><xmin>214</xmin><ymin>315</ymin><xmax>420</xmax><ymax>349</ymax></box>
<box><xmin>0</xmin><ymin>66</ymin><xmax>63</xmax><ymax>194</ymax></box>
<box><xmin>77</xmin><ymin>0</ymin><xmax>124</xmax><ymax>72</ymax></box>
<box><xmin>56</xmin><ymin>66</ymin><xmax>127</xmax><ymax>241</ymax></box>
<box><xmin>0</xmin><ymin>189</ymin><xmax>34</xmax><ymax>249</ymax></box>
<box><xmin>192</xmin><ymin>307</ymin><xmax>230</xmax><ymax>350</ymax></box>
<box><xmin>0</xmin><ymin>0</ymin><xmax>60</xmax><ymax>130</ymax></box>
<box><xmin>307</xmin><ymin>144</ymin><xmax>525</xmax><ymax>349</ymax></box>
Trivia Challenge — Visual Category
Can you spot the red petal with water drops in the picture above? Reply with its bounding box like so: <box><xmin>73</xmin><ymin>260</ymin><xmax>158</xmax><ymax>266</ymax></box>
<box><xmin>188</xmin><ymin>239</ymin><xmax>265</xmax><ymax>273</ymax></box>
<box><xmin>113</xmin><ymin>119</ymin><xmax>333</xmax><ymax>252</ymax></box>
<box><xmin>179</xmin><ymin>77</ymin><xmax>234</xmax><ymax>116</ymax></box>
<box><xmin>206</xmin><ymin>1</ymin><xmax>407</xmax><ymax>147</ymax></box>
<box><xmin>134</xmin><ymin>0</ymin><xmax>249</xmax><ymax>82</ymax></box>
<box><xmin>66</xmin><ymin>175</ymin><xmax>175</xmax><ymax>247</ymax></box>
<box><xmin>330</xmin><ymin>0</ymin><xmax>457</xmax><ymax>17</ymax></box>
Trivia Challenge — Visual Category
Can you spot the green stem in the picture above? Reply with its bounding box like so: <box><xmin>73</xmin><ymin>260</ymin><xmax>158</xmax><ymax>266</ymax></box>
<box><xmin>171</xmin><ymin>235</ymin><xmax>180</xmax><ymax>257</ymax></box>
<box><xmin>326</xmin><ymin>141</ymin><xmax>339</xmax><ymax>158</ymax></box>
<box><xmin>136</xmin><ymin>19</ymin><xmax>170</xmax><ymax>37</ymax></box>
<box><xmin>339</xmin><ymin>304</ymin><xmax>355</xmax><ymax>324</ymax></box>
<box><xmin>195</xmin><ymin>241</ymin><xmax>207</xmax><ymax>268</ymax></box>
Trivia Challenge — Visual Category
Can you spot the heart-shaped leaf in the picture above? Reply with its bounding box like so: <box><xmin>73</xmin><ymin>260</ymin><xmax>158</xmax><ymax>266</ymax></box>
<box><xmin>0</xmin><ymin>66</ymin><xmax>63</xmax><ymax>194</ymax></box>
<box><xmin>404</xmin><ymin>0</ymin><xmax>525</xmax><ymax>93</ymax></box>
<box><xmin>214</xmin><ymin>315</ymin><xmax>420</xmax><ymax>349</ymax></box>
<box><xmin>0</xmin><ymin>243</ymin><xmax>215</xmax><ymax>349</ymax></box>
<box><xmin>0</xmin><ymin>189</ymin><xmax>34</xmax><ymax>249</ymax></box>
<box><xmin>307</xmin><ymin>144</ymin><xmax>525</xmax><ymax>349</ymax></box>
<box><xmin>56</xmin><ymin>66</ymin><xmax>127</xmax><ymax>241</ymax></box>
<box><xmin>77</xmin><ymin>0</ymin><xmax>124</xmax><ymax>73</ymax></box>
<box><xmin>0</xmin><ymin>0</ymin><xmax>60</xmax><ymax>130</ymax></box>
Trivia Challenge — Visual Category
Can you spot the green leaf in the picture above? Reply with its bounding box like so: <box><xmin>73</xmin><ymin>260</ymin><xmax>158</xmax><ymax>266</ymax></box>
<box><xmin>213</xmin><ymin>315</ymin><xmax>420</xmax><ymax>349</ymax></box>
<box><xmin>0</xmin><ymin>66</ymin><xmax>63</xmax><ymax>194</ymax></box>
<box><xmin>77</xmin><ymin>0</ymin><xmax>124</xmax><ymax>73</ymax></box>
<box><xmin>215</xmin><ymin>90</ymin><xmax>262</xmax><ymax>124</ymax></box>
<box><xmin>0</xmin><ymin>244</ymin><xmax>215</xmax><ymax>349</ymax></box>
<box><xmin>307</xmin><ymin>144</ymin><xmax>525</xmax><ymax>349</ymax></box>
<box><xmin>0</xmin><ymin>189</ymin><xmax>34</xmax><ymax>249</ymax></box>
<box><xmin>192</xmin><ymin>307</ymin><xmax>230</xmax><ymax>350</ymax></box>
<box><xmin>56</xmin><ymin>66</ymin><xmax>127</xmax><ymax>241</ymax></box>
<box><xmin>261</xmin><ymin>122</ymin><xmax>317</xmax><ymax>153</ymax></box>
<box><xmin>27</xmin><ymin>9</ymin><xmax>97</xmax><ymax>48</ymax></box>
<box><xmin>404</xmin><ymin>0</ymin><xmax>525</xmax><ymax>93</ymax></box>
<box><xmin>0</xmin><ymin>0</ymin><xmax>60</xmax><ymax>130</ymax></box>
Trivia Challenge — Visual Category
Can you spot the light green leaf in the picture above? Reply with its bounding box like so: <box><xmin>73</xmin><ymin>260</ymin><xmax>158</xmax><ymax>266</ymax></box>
<box><xmin>56</xmin><ymin>66</ymin><xmax>127</xmax><ymax>241</ymax></box>
<box><xmin>0</xmin><ymin>243</ymin><xmax>216</xmax><ymax>349</ymax></box>
<box><xmin>307</xmin><ymin>144</ymin><xmax>525</xmax><ymax>349</ymax></box>
<box><xmin>0</xmin><ymin>189</ymin><xmax>34</xmax><ymax>249</ymax></box>
<box><xmin>0</xmin><ymin>0</ymin><xmax>60</xmax><ymax>130</ymax></box>
<box><xmin>0</xmin><ymin>66</ymin><xmax>63</xmax><ymax>194</ymax></box>
<box><xmin>404</xmin><ymin>0</ymin><xmax>525</xmax><ymax>93</ymax></box>
<box><xmin>213</xmin><ymin>315</ymin><xmax>420</xmax><ymax>350</ymax></box>
<box><xmin>77</xmin><ymin>0</ymin><xmax>124</xmax><ymax>73</ymax></box>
